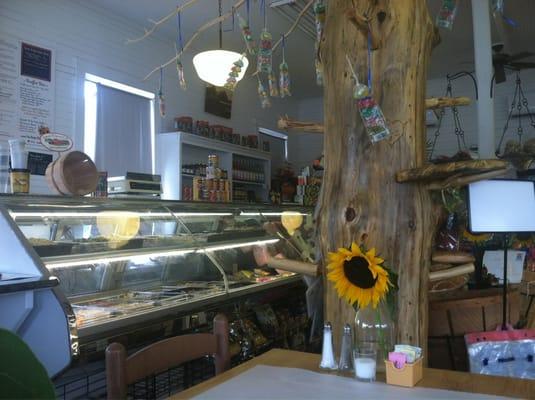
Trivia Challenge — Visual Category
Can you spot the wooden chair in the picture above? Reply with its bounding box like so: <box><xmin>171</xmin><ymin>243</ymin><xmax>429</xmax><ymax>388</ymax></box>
<box><xmin>105</xmin><ymin>313</ymin><xmax>229</xmax><ymax>400</ymax></box>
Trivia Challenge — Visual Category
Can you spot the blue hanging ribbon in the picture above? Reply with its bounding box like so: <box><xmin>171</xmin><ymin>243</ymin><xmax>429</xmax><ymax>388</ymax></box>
<box><xmin>260</xmin><ymin>0</ymin><xmax>266</xmax><ymax>29</ymax></box>
<box><xmin>159</xmin><ymin>66</ymin><xmax>163</xmax><ymax>95</ymax></box>
<box><xmin>367</xmin><ymin>27</ymin><xmax>372</xmax><ymax>93</ymax></box>
<box><xmin>281</xmin><ymin>33</ymin><xmax>286</xmax><ymax>61</ymax></box>
<box><xmin>176</xmin><ymin>10</ymin><xmax>184</xmax><ymax>51</ymax></box>
<box><xmin>224</xmin><ymin>6</ymin><xmax>236</xmax><ymax>32</ymax></box>
<box><xmin>246</xmin><ymin>0</ymin><xmax>251</xmax><ymax>26</ymax></box>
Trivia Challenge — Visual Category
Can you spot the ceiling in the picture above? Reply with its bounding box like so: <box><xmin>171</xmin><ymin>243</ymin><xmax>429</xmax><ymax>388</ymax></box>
<box><xmin>88</xmin><ymin>0</ymin><xmax>535</xmax><ymax>96</ymax></box>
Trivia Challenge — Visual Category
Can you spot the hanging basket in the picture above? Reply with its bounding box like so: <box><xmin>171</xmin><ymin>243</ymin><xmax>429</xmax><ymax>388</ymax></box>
<box><xmin>495</xmin><ymin>72</ymin><xmax>535</xmax><ymax>170</ymax></box>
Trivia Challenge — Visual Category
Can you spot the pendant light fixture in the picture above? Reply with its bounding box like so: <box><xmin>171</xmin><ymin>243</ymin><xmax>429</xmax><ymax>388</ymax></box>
<box><xmin>193</xmin><ymin>0</ymin><xmax>248</xmax><ymax>87</ymax></box>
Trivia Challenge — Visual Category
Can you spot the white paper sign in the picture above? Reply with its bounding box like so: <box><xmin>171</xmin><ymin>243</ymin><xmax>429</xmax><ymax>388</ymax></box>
<box><xmin>0</xmin><ymin>37</ymin><xmax>55</xmax><ymax>147</ymax></box>
<box><xmin>482</xmin><ymin>250</ymin><xmax>526</xmax><ymax>284</ymax></box>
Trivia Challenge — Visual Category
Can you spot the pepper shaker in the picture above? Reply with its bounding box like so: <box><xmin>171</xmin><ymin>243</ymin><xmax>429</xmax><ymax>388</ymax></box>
<box><xmin>338</xmin><ymin>323</ymin><xmax>354</xmax><ymax>372</ymax></box>
<box><xmin>319</xmin><ymin>322</ymin><xmax>337</xmax><ymax>370</ymax></box>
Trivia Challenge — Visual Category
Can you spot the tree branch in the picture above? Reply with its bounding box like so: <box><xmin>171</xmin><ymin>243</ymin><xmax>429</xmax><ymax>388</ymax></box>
<box><xmin>272</xmin><ymin>0</ymin><xmax>314</xmax><ymax>53</ymax></box>
<box><xmin>143</xmin><ymin>0</ymin><xmax>246</xmax><ymax>81</ymax></box>
<box><xmin>126</xmin><ymin>0</ymin><xmax>201</xmax><ymax>44</ymax></box>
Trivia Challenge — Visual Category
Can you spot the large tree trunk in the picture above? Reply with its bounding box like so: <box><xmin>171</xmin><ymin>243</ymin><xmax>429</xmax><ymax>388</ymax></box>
<box><xmin>317</xmin><ymin>0</ymin><xmax>436</xmax><ymax>349</ymax></box>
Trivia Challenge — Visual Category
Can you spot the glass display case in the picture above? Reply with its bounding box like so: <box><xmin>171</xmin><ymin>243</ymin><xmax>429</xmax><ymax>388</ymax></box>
<box><xmin>0</xmin><ymin>195</ymin><xmax>314</xmax><ymax>346</ymax></box>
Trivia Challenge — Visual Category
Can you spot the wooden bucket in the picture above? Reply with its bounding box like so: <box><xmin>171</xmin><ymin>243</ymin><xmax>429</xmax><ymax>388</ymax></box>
<box><xmin>45</xmin><ymin>151</ymin><xmax>98</xmax><ymax>196</ymax></box>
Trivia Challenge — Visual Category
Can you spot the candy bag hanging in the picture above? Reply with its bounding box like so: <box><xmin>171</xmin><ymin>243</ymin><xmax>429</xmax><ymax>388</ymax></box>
<box><xmin>176</xmin><ymin>59</ymin><xmax>187</xmax><ymax>91</ymax></box>
<box><xmin>238</xmin><ymin>15</ymin><xmax>257</xmax><ymax>55</ymax></box>
<box><xmin>258</xmin><ymin>29</ymin><xmax>272</xmax><ymax>73</ymax></box>
<box><xmin>346</xmin><ymin>55</ymin><xmax>390</xmax><ymax>143</ymax></box>
<box><xmin>158</xmin><ymin>66</ymin><xmax>165</xmax><ymax>118</ymax></box>
<box><xmin>175</xmin><ymin>11</ymin><xmax>186</xmax><ymax>90</ymax></box>
<box><xmin>224</xmin><ymin>55</ymin><xmax>245</xmax><ymax>91</ymax></box>
<box><xmin>258</xmin><ymin>79</ymin><xmax>271</xmax><ymax>109</ymax></box>
<box><xmin>314</xmin><ymin>0</ymin><xmax>325</xmax><ymax>86</ymax></box>
<box><xmin>355</xmin><ymin>84</ymin><xmax>390</xmax><ymax>143</ymax></box>
<box><xmin>279</xmin><ymin>35</ymin><xmax>291</xmax><ymax>98</ymax></box>
<box><xmin>436</xmin><ymin>0</ymin><xmax>458</xmax><ymax>30</ymax></box>
<box><xmin>268</xmin><ymin>71</ymin><xmax>279</xmax><ymax>97</ymax></box>
<box><xmin>279</xmin><ymin>62</ymin><xmax>291</xmax><ymax>97</ymax></box>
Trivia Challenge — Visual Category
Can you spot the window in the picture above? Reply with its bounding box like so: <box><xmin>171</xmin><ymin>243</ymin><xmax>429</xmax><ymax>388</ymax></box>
<box><xmin>258</xmin><ymin>127</ymin><xmax>288</xmax><ymax>174</ymax></box>
<box><xmin>84</xmin><ymin>73</ymin><xmax>156</xmax><ymax>175</ymax></box>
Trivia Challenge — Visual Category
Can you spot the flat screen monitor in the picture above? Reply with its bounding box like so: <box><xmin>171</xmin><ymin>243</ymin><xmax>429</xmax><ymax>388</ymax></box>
<box><xmin>468</xmin><ymin>180</ymin><xmax>535</xmax><ymax>233</ymax></box>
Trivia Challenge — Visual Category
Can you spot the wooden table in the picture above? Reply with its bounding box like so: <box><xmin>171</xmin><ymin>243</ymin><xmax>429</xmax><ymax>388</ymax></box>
<box><xmin>172</xmin><ymin>349</ymin><xmax>535</xmax><ymax>399</ymax></box>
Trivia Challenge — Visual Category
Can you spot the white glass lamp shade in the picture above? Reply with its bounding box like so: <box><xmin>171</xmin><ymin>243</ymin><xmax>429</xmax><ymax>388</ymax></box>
<box><xmin>193</xmin><ymin>50</ymin><xmax>248</xmax><ymax>87</ymax></box>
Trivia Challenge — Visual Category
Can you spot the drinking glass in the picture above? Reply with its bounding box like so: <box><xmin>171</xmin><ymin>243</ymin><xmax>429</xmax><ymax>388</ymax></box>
<box><xmin>354</xmin><ymin>348</ymin><xmax>377</xmax><ymax>382</ymax></box>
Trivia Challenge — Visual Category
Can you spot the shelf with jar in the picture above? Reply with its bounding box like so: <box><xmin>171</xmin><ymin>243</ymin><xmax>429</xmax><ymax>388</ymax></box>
<box><xmin>157</xmin><ymin>132</ymin><xmax>271</xmax><ymax>202</ymax></box>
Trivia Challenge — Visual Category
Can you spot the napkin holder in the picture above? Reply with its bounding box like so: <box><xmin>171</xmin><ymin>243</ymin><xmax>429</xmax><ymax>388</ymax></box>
<box><xmin>385</xmin><ymin>357</ymin><xmax>423</xmax><ymax>387</ymax></box>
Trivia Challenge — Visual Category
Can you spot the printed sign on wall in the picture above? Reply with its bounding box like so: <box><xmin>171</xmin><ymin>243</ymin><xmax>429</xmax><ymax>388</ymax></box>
<box><xmin>0</xmin><ymin>37</ymin><xmax>55</xmax><ymax>147</ymax></box>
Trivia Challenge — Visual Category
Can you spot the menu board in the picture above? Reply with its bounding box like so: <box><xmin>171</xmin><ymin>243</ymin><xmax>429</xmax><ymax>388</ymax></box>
<box><xmin>0</xmin><ymin>37</ymin><xmax>55</xmax><ymax>146</ymax></box>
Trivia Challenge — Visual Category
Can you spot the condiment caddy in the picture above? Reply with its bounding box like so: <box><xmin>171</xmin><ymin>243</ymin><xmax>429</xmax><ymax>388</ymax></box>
<box><xmin>385</xmin><ymin>344</ymin><xmax>423</xmax><ymax>387</ymax></box>
<box><xmin>319</xmin><ymin>321</ymin><xmax>423</xmax><ymax>387</ymax></box>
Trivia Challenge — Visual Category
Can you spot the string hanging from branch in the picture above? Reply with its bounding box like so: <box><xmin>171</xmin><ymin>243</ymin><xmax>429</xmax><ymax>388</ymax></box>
<box><xmin>238</xmin><ymin>0</ymin><xmax>257</xmax><ymax>55</ymax></box>
<box><xmin>143</xmin><ymin>0</ymin><xmax>246</xmax><ymax>81</ymax></box>
<box><xmin>313</xmin><ymin>0</ymin><xmax>325</xmax><ymax>86</ymax></box>
<box><xmin>252</xmin><ymin>0</ymin><xmax>314</xmax><ymax>78</ymax></box>
<box><xmin>279</xmin><ymin>34</ymin><xmax>291</xmax><ymax>98</ymax></box>
<box><xmin>158</xmin><ymin>66</ymin><xmax>165</xmax><ymax>117</ymax></box>
<box><xmin>175</xmin><ymin>10</ymin><xmax>187</xmax><ymax>90</ymax></box>
<box><xmin>126</xmin><ymin>0</ymin><xmax>201</xmax><ymax>44</ymax></box>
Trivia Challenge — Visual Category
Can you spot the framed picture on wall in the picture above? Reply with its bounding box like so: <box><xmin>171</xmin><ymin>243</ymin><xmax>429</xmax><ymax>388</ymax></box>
<box><xmin>204</xmin><ymin>85</ymin><xmax>232</xmax><ymax>119</ymax></box>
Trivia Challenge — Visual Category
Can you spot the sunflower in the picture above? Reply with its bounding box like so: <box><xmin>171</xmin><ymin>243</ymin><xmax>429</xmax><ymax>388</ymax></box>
<box><xmin>327</xmin><ymin>242</ymin><xmax>392</xmax><ymax>309</ymax></box>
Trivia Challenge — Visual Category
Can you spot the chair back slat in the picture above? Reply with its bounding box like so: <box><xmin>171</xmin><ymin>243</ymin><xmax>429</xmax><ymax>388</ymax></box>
<box><xmin>106</xmin><ymin>313</ymin><xmax>229</xmax><ymax>400</ymax></box>
<box><xmin>125</xmin><ymin>333</ymin><xmax>217</xmax><ymax>384</ymax></box>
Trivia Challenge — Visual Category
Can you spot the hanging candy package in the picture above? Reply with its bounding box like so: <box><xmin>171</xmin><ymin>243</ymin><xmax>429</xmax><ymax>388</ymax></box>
<box><xmin>258</xmin><ymin>29</ymin><xmax>273</xmax><ymax>73</ymax></box>
<box><xmin>238</xmin><ymin>15</ymin><xmax>257</xmax><ymax>55</ymax></box>
<box><xmin>176</xmin><ymin>59</ymin><xmax>187</xmax><ymax>91</ymax></box>
<box><xmin>268</xmin><ymin>72</ymin><xmax>279</xmax><ymax>97</ymax></box>
<box><xmin>436</xmin><ymin>0</ymin><xmax>458</xmax><ymax>30</ymax></box>
<box><xmin>279</xmin><ymin>61</ymin><xmax>291</xmax><ymax>98</ymax></box>
<box><xmin>258</xmin><ymin>80</ymin><xmax>271</xmax><ymax>109</ymax></box>
<box><xmin>314</xmin><ymin>0</ymin><xmax>326</xmax><ymax>86</ymax></box>
<box><xmin>158</xmin><ymin>92</ymin><xmax>166</xmax><ymax>118</ymax></box>
<box><xmin>224</xmin><ymin>56</ymin><xmax>245</xmax><ymax>91</ymax></box>
<box><xmin>354</xmin><ymin>82</ymin><xmax>390</xmax><ymax>143</ymax></box>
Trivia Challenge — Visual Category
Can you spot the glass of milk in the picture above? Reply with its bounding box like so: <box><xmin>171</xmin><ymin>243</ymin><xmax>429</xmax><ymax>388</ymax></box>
<box><xmin>354</xmin><ymin>347</ymin><xmax>377</xmax><ymax>382</ymax></box>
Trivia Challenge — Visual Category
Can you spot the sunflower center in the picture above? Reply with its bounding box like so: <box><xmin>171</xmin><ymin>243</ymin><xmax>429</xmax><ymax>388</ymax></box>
<box><xmin>343</xmin><ymin>256</ymin><xmax>377</xmax><ymax>289</ymax></box>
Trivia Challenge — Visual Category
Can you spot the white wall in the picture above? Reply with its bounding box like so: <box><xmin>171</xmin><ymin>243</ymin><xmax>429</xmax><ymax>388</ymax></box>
<box><xmin>286</xmin><ymin>96</ymin><xmax>324</xmax><ymax>173</ymax></box>
<box><xmin>0</xmin><ymin>0</ymin><xmax>300</xmax><ymax>193</ymax></box>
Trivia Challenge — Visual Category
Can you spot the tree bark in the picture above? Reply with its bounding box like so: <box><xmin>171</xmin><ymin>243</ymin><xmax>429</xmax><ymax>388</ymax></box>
<box><xmin>317</xmin><ymin>0</ymin><xmax>436</xmax><ymax>349</ymax></box>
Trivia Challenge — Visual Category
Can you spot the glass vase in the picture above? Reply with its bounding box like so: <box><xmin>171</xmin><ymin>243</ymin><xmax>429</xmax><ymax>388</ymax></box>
<box><xmin>354</xmin><ymin>301</ymin><xmax>394</xmax><ymax>372</ymax></box>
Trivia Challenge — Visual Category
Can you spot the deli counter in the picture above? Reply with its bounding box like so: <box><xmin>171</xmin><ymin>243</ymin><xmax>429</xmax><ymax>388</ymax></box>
<box><xmin>0</xmin><ymin>195</ymin><xmax>314</xmax><ymax>375</ymax></box>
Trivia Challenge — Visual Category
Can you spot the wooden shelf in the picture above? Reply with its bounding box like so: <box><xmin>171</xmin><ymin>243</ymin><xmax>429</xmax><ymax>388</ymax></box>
<box><xmin>232</xmin><ymin>180</ymin><xmax>266</xmax><ymax>186</ymax></box>
<box><xmin>176</xmin><ymin>131</ymin><xmax>271</xmax><ymax>161</ymax></box>
<box><xmin>157</xmin><ymin>132</ymin><xmax>271</xmax><ymax>201</ymax></box>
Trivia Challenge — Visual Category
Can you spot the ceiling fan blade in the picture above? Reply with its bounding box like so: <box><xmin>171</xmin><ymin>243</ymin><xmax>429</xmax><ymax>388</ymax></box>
<box><xmin>494</xmin><ymin>63</ymin><xmax>507</xmax><ymax>83</ymax></box>
<box><xmin>509</xmin><ymin>52</ymin><xmax>535</xmax><ymax>61</ymax></box>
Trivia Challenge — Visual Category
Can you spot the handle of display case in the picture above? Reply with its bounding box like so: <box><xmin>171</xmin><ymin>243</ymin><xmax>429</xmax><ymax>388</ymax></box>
<box><xmin>0</xmin><ymin>276</ymin><xmax>59</xmax><ymax>294</ymax></box>
<box><xmin>266</xmin><ymin>257</ymin><xmax>319</xmax><ymax>277</ymax></box>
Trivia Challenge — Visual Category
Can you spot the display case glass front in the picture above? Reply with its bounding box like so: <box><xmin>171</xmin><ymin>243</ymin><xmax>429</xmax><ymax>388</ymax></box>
<box><xmin>0</xmin><ymin>196</ymin><xmax>313</xmax><ymax>339</ymax></box>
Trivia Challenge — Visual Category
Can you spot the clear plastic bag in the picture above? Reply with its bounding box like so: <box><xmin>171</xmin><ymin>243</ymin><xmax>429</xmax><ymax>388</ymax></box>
<box><xmin>466</xmin><ymin>329</ymin><xmax>535</xmax><ymax>379</ymax></box>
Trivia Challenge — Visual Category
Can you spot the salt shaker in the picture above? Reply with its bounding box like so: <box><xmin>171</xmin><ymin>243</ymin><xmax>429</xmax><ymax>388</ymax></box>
<box><xmin>319</xmin><ymin>322</ymin><xmax>337</xmax><ymax>370</ymax></box>
<box><xmin>338</xmin><ymin>323</ymin><xmax>354</xmax><ymax>372</ymax></box>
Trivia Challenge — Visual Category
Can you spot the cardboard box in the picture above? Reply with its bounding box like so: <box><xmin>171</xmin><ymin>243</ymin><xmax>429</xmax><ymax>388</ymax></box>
<box><xmin>385</xmin><ymin>357</ymin><xmax>423</xmax><ymax>387</ymax></box>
